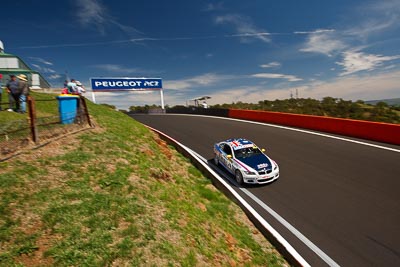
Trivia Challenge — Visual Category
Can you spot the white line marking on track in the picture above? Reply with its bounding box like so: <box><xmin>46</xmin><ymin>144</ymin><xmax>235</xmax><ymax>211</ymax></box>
<box><xmin>240</xmin><ymin>188</ymin><xmax>340</xmax><ymax>267</ymax></box>
<box><xmin>161</xmin><ymin>114</ymin><xmax>400</xmax><ymax>153</ymax></box>
<box><xmin>144</xmin><ymin>125</ymin><xmax>311</xmax><ymax>267</ymax></box>
<box><xmin>191</xmin><ymin>150</ymin><xmax>340</xmax><ymax>267</ymax></box>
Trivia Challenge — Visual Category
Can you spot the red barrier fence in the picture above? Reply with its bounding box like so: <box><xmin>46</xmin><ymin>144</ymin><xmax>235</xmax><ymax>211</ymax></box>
<box><xmin>229</xmin><ymin>109</ymin><xmax>400</xmax><ymax>145</ymax></box>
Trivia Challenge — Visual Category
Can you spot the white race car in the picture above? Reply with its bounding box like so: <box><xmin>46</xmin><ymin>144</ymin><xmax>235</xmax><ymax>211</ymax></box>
<box><xmin>213</xmin><ymin>138</ymin><xmax>279</xmax><ymax>185</ymax></box>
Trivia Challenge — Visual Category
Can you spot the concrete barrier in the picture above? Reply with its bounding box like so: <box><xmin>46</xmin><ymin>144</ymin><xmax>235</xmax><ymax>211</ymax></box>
<box><xmin>229</xmin><ymin>109</ymin><xmax>400</xmax><ymax>145</ymax></box>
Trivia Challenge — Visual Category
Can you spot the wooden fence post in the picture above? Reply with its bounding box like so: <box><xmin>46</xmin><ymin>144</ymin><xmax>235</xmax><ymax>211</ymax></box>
<box><xmin>27</xmin><ymin>96</ymin><xmax>38</xmax><ymax>143</ymax></box>
<box><xmin>79</xmin><ymin>96</ymin><xmax>93</xmax><ymax>127</ymax></box>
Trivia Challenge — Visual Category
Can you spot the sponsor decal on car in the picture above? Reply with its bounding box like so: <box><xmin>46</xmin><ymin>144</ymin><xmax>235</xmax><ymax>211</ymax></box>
<box><xmin>232</xmin><ymin>144</ymin><xmax>254</xmax><ymax>150</ymax></box>
<box><xmin>257</xmin><ymin>163</ymin><xmax>269</xmax><ymax>169</ymax></box>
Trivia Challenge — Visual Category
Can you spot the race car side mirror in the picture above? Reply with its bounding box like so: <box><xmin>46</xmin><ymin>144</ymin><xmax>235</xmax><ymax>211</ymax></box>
<box><xmin>227</xmin><ymin>154</ymin><xmax>232</xmax><ymax>159</ymax></box>
<box><xmin>261</xmin><ymin>148</ymin><xmax>266</xmax><ymax>152</ymax></box>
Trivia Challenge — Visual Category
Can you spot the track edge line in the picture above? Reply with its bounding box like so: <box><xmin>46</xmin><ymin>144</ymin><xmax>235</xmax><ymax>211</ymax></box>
<box><xmin>144</xmin><ymin>124</ymin><xmax>311</xmax><ymax>267</ymax></box>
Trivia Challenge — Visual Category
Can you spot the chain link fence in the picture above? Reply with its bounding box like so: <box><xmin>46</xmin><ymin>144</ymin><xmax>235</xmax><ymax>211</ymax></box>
<box><xmin>1</xmin><ymin>95</ymin><xmax>93</xmax><ymax>160</ymax></box>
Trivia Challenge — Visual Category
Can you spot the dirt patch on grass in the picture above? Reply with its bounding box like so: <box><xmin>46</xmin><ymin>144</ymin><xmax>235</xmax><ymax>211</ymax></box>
<box><xmin>154</xmin><ymin>136</ymin><xmax>172</xmax><ymax>159</ymax></box>
<box><xmin>15</xmin><ymin>230</ymin><xmax>58</xmax><ymax>267</ymax></box>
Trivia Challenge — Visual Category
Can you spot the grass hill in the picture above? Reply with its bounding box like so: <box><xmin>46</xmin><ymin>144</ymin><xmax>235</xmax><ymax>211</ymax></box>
<box><xmin>0</xmin><ymin>96</ymin><xmax>286</xmax><ymax>266</ymax></box>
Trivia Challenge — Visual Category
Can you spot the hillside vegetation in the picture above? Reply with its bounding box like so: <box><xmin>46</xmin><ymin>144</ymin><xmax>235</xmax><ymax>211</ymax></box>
<box><xmin>214</xmin><ymin>97</ymin><xmax>400</xmax><ymax>124</ymax></box>
<box><xmin>0</xmin><ymin>98</ymin><xmax>287</xmax><ymax>266</ymax></box>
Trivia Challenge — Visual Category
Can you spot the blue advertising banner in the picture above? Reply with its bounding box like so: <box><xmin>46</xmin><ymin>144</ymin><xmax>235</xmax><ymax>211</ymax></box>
<box><xmin>91</xmin><ymin>78</ymin><xmax>162</xmax><ymax>91</ymax></box>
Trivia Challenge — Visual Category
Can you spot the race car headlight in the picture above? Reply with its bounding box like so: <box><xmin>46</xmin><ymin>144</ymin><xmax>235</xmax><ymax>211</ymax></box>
<box><xmin>272</xmin><ymin>160</ymin><xmax>278</xmax><ymax>170</ymax></box>
<box><xmin>245</xmin><ymin>171</ymin><xmax>256</xmax><ymax>175</ymax></box>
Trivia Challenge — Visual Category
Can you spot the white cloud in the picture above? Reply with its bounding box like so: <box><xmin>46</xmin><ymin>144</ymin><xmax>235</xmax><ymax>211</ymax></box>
<box><xmin>87</xmin><ymin>69</ymin><xmax>400</xmax><ymax>109</ymax></box>
<box><xmin>207</xmin><ymin>70</ymin><xmax>400</xmax><ymax>105</ymax></box>
<box><xmin>75</xmin><ymin>0</ymin><xmax>106</xmax><ymax>31</ymax></box>
<box><xmin>74</xmin><ymin>0</ymin><xmax>141</xmax><ymax>35</ymax></box>
<box><xmin>92</xmin><ymin>64</ymin><xmax>142</xmax><ymax>74</ymax></box>
<box><xmin>30</xmin><ymin>61</ymin><xmax>56</xmax><ymax>73</ymax></box>
<box><xmin>336</xmin><ymin>50</ymin><xmax>400</xmax><ymax>76</ymax></box>
<box><xmin>164</xmin><ymin>73</ymin><xmax>234</xmax><ymax>90</ymax></box>
<box><xmin>301</xmin><ymin>70</ymin><xmax>400</xmax><ymax>101</ymax></box>
<box><xmin>345</xmin><ymin>0</ymin><xmax>400</xmax><ymax>39</ymax></box>
<box><xmin>260</xmin><ymin>62</ymin><xmax>281</xmax><ymax>68</ymax></box>
<box><xmin>43</xmin><ymin>68</ymin><xmax>56</xmax><ymax>73</ymax></box>
<box><xmin>29</xmin><ymin>57</ymin><xmax>53</xmax><ymax>65</ymax></box>
<box><xmin>215</xmin><ymin>14</ymin><xmax>271</xmax><ymax>43</ymax></box>
<box><xmin>294</xmin><ymin>29</ymin><xmax>335</xmax><ymax>35</ymax></box>
<box><xmin>252</xmin><ymin>73</ymin><xmax>302</xmax><ymax>82</ymax></box>
<box><xmin>345</xmin><ymin>18</ymin><xmax>397</xmax><ymax>39</ymax></box>
<box><xmin>300</xmin><ymin>31</ymin><xmax>346</xmax><ymax>56</ymax></box>
<box><xmin>204</xmin><ymin>2</ymin><xmax>224</xmax><ymax>12</ymax></box>
<box><xmin>48</xmin><ymin>74</ymin><xmax>62</xmax><ymax>80</ymax></box>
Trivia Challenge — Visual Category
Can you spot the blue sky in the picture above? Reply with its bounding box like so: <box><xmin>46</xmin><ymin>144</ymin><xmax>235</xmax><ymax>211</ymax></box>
<box><xmin>2</xmin><ymin>0</ymin><xmax>400</xmax><ymax>109</ymax></box>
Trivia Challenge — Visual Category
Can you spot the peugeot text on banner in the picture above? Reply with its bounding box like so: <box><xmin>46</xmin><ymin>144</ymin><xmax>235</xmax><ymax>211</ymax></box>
<box><xmin>91</xmin><ymin>78</ymin><xmax>162</xmax><ymax>92</ymax></box>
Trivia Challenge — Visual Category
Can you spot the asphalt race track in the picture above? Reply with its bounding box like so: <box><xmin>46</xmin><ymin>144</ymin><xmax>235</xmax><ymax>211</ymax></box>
<box><xmin>131</xmin><ymin>114</ymin><xmax>400</xmax><ymax>266</ymax></box>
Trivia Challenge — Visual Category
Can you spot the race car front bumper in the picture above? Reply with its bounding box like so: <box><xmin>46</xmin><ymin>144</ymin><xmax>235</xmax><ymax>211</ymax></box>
<box><xmin>243</xmin><ymin>169</ymin><xmax>280</xmax><ymax>184</ymax></box>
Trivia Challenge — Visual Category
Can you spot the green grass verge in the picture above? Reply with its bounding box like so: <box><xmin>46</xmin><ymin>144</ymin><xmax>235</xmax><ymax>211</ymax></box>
<box><xmin>0</xmin><ymin>96</ymin><xmax>287</xmax><ymax>266</ymax></box>
<box><xmin>0</xmin><ymin>91</ymin><xmax>59</xmax><ymax>125</ymax></box>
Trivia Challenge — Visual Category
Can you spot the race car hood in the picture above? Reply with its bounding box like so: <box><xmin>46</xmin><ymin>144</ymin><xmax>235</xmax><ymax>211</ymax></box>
<box><xmin>237</xmin><ymin>154</ymin><xmax>272</xmax><ymax>171</ymax></box>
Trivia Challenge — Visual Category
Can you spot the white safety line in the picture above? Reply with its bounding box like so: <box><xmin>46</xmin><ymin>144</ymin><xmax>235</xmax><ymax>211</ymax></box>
<box><xmin>161</xmin><ymin>114</ymin><xmax>400</xmax><ymax>153</ymax></box>
<box><xmin>145</xmin><ymin>125</ymin><xmax>311</xmax><ymax>267</ymax></box>
<box><xmin>190</xmin><ymin>149</ymin><xmax>340</xmax><ymax>267</ymax></box>
<box><xmin>240</xmin><ymin>188</ymin><xmax>340</xmax><ymax>267</ymax></box>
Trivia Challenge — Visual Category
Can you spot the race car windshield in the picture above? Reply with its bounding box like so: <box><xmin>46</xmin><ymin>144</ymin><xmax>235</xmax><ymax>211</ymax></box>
<box><xmin>234</xmin><ymin>147</ymin><xmax>262</xmax><ymax>158</ymax></box>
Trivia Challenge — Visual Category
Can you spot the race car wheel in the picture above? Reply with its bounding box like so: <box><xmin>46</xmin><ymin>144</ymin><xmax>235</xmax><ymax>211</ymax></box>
<box><xmin>235</xmin><ymin>170</ymin><xmax>244</xmax><ymax>185</ymax></box>
<box><xmin>214</xmin><ymin>156</ymin><xmax>219</xmax><ymax>166</ymax></box>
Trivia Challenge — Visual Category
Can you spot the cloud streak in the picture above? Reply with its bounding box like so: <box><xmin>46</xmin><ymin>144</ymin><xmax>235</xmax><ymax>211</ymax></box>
<box><xmin>48</xmin><ymin>74</ymin><xmax>62</xmax><ymax>80</ymax></box>
<box><xmin>29</xmin><ymin>57</ymin><xmax>53</xmax><ymax>65</ymax></box>
<box><xmin>345</xmin><ymin>0</ymin><xmax>400</xmax><ymax>39</ymax></box>
<box><xmin>92</xmin><ymin>64</ymin><xmax>143</xmax><ymax>75</ymax></box>
<box><xmin>74</xmin><ymin>0</ymin><xmax>141</xmax><ymax>36</ymax></box>
<box><xmin>251</xmin><ymin>73</ymin><xmax>302</xmax><ymax>82</ymax></box>
<box><xmin>215</xmin><ymin>14</ymin><xmax>271</xmax><ymax>43</ymax></box>
<box><xmin>165</xmin><ymin>73</ymin><xmax>235</xmax><ymax>91</ymax></box>
<box><xmin>300</xmin><ymin>31</ymin><xmax>346</xmax><ymax>57</ymax></box>
<box><xmin>336</xmin><ymin>50</ymin><xmax>400</xmax><ymax>76</ymax></box>
<box><xmin>206</xmin><ymin>69</ymin><xmax>400</xmax><ymax>105</ymax></box>
<box><xmin>260</xmin><ymin>62</ymin><xmax>281</xmax><ymax>68</ymax></box>
<box><xmin>294</xmin><ymin>29</ymin><xmax>335</xmax><ymax>35</ymax></box>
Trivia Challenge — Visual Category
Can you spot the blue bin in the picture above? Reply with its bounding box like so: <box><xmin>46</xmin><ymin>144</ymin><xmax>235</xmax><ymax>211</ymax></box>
<box><xmin>57</xmin><ymin>95</ymin><xmax>79</xmax><ymax>124</ymax></box>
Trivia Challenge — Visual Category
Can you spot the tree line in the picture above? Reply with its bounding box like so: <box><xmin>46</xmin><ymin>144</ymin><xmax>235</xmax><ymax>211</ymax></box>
<box><xmin>125</xmin><ymin>97</ymin><xmax>400</xmax><ymax>124</ymax></box>
<box><xmin>212</xmin><ymin>97</ymin><xmax>400</xmax><ymax>124</ymax></box>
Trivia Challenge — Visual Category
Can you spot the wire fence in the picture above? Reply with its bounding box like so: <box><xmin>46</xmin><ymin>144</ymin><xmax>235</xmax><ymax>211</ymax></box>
<box><xmin>0</xmin><ymin>95</ymin><xmax>93</xmax><ymax>160</ymax></box>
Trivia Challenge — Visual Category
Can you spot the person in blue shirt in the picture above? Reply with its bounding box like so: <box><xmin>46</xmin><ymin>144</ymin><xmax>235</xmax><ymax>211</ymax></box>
<box><xmin>6</xmin><ymin>74</ymin><xmax>20</xmax><ymax>112</ymax></box>
<box><xmin>17</xmin><ymin>74</ymin><xmax>29</xmax><ymax>113</ymax></box>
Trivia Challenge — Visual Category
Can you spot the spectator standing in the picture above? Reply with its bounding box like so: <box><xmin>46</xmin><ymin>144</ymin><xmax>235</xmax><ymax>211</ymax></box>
<box><xmin>6</xmin><ymin>74</ymin><xmax>20</xmax><ymax>112</ymax></box>
<box><xmin>61</xmin><ymin>79</ymin><xmax>69</xmax><ymax>94</ymax></box>
<box><xmin>17</xmin><ymin>74</ymin><xmax>29</xmax><ymax>113</ymax></box>
<box><xmin>67</xmin><ymin>79</ymin><xmax>78</xmax><ymax>94</ymax></box>
<box><xmin>0</xmin><ymin>73</ymin><xmax>3</xmax><ymax>111</ymax></box>
<box><xmin>75</xmin><ymin>80</ymin><xmax>86</xmax><ymax>95</ymax></box>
